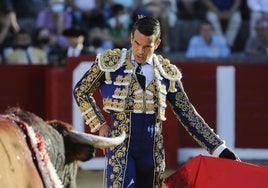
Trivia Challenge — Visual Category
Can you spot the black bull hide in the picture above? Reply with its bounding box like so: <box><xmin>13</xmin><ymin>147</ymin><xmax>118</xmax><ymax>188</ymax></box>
<box><xmin>0</xmin><ymin>107</ymin><xmax>125</xmax><ymax>188</ymax></box>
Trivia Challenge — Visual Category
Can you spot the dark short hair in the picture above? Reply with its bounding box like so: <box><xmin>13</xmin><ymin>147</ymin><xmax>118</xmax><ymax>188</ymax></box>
<box><xmin>131</xmin><ymin>16</ymin><xmax>161</xmax><ymax>40</ymax></box>
<box><xmin>111</xmin><ymin>4</ymin><xmax>124</xmax><ymax>16</ymax></box>
<box><xmin>198</xmin><ymin>19</ymin><xmax>214</xmax><ymax>33</ymax></box>
<box><xmin>200</xmin><ymin>20</ymin><xmax>213</xmax><ymax>28</ymax></box>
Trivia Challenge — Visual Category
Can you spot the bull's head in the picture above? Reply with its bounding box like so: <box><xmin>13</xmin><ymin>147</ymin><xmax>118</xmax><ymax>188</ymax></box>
<box><xmin>4</xmin><ymin>107</ymin><xmax>125</xmax><ymax>188</ymax></box>
<box><xmin>48</xmin><ymin>120</ymin><xmax>125</xmax><ymax>162</ymax></box>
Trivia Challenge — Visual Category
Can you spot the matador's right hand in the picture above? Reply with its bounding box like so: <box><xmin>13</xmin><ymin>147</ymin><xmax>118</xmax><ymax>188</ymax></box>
<box><xmin>98</xmin><ymin>123</ymin><xmax>111</xmax><ymax>155</ymax></box>
<box><xmin>99</xmin><ymin>123</ymin><xmax>110</xmax><ymax>137</ymax></box>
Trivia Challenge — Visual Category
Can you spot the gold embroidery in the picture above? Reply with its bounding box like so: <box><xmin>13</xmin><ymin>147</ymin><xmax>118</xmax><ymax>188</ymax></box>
<box><xmin>108</xmin><ymin>112</ymin><xmax>130</xmax><ymax>187</ymax></box>
<box><xmin>153</xmin><ymin>123</ymin><xmax>165</xmax><ymax>187</ymax></box>
<box><xmin>105</xmin><ymin>71</ymin><xmax>112</xmax><ymax>84</ymax></box>
<box><xmin>116</xmin><ymin>75</ymin><xmax>131</xmax><ymax>85</ymax></box>
<box><xmin>98</xmin><ymin>48</ymin><xmax>128</xmax><ymax>84</ymax></box>
<box><xmin>87</xmin><ymin>118</ymin><xmax>100</xmax><ymax>129</ymax></box>
<box><xmin>154</xmin><ymin>54</ymin><xmax>182</xmax><ymax>82</ymax></box>
<box><xmin>74</xmin><ymin>62</ymin><xmax>106</xmax><ymax>132</ymax></box>
<box><xmin>100</xmin><ymin>48</ymin><xmax>122</xmax><ymax>70</ymax></box>
<box><xmin>103</xmin><ymin>98</ymin><xmax>125</xmax><ymax>112</ymax></box>
<box><xmin>79</xmin><ymin>102</ymin><xmax>90</xmax><ymax>113</ymax></box>
<box><xmin>132</xmin><ymin>82</ymin><xmax>140</xmax><ymax>91</ymax></box>
<box><xmin>173</xmin><ymin>91</ymin><xmax>223</xmax><ymax>153</ymax></box>
<box><xmin>133</xmin><ymin>102</ymin><xmax>143</xmax><ymax>110</ymax></box>
<box><xmin>169</xmin><ymin>80</ymin><xmax>176</xmax><ymax>92</ymax></box>
<box><xmin>112</xmin><ymin>88</ymin><xmax>128</xmax><ymax>99</ymax></box>
<box><xmin>124</xmin><ymin>50</ymin><xmax>134</xmax><ymax>73</ymax></box>
<box><xmin>83</xmin><ymin>110</ymin><xmax>95</xmax><ymax>120</ymax></box>
<box><xmin>107</xmin><ymin>112</ymin><xmax>165</xmax><ymax>187</ymax></box>
<box><xmin>115</xmin><ymin>75</ymin><xmax>123</xmax><ymax>83</ymax></box>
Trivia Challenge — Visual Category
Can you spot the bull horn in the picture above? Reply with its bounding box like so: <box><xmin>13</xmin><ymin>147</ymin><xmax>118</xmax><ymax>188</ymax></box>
<box><xmin>68</xmin><ymin>130</ymin><xmax>126</xmax><ymax>148</ymax></box>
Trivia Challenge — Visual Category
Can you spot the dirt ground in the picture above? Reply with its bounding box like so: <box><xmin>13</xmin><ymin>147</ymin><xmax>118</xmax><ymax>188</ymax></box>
<box><xmin>76</xmin><ymin>170</ymin><xmax>104</xmax><ymax>188</ymax></box>
<box><xmin>76</xmin><ymin>169</ymin><xmax>175</xmax><ymax>188</ymax></box>
<box><xmin>76</xmin><ymin>160</ymin><xmax>268</xmax><ymax>187</ymax></box>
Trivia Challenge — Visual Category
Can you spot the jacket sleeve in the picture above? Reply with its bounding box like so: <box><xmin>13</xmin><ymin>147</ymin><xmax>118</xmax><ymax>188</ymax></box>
<box><xmin>73</xmin><ymin>60</ymin><xmax>106</xmax><ymax>133</ymax></box>
<box><xmin>167</xmin><ymin>80</ymin><xmax>225</xmax><ymax>154</ymax></box>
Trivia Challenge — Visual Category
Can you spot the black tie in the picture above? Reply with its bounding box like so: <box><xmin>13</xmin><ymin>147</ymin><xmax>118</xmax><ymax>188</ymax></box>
<box><xmin>136</xmin><ymin>63</ymin><xmax>146</xmax><ymax>90</ymax></box>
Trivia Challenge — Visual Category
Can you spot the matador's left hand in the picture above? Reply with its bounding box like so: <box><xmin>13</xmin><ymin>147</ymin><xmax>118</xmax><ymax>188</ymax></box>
<box><xmin>219</xmin><ymin>148</ymin><xmax>241</xmax><ymax>161</ymax></box>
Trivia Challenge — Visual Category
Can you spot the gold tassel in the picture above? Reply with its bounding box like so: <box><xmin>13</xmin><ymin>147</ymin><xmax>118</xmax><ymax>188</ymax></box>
<box><xmin>105</xmin><ymin>72</ymin><xmax>112</xmax><ymax>84</ymax></box>
<box><xmin>169</xmin><ymin>80</ymin><xmax>177</xmax><ymax>92</ymax></box>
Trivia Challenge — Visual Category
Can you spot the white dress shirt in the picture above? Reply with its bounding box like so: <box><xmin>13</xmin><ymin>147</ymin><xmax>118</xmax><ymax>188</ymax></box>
<box><xmin>132</xmin><ymin>54</ymin><xmax>154</xmax><ymax>87</ymax></box>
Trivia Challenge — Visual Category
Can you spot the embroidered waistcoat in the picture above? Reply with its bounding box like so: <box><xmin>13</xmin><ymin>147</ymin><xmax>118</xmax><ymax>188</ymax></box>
<box><xmin>98</xmin><ymin>48</ymin><xmax>180</xmax><ymax>118</ymax></box>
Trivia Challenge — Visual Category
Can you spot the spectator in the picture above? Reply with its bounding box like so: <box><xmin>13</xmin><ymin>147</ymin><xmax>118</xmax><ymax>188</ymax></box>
<box><xmin>103</xmin><ymin>0</ymin><xmax>146</xmax><ymax>35</ymax></box>
<box><xmin>32</xmin><ymin>27</ymin><xmax>59</xmax><ymax>64</ymax></box>
<box><xmin>186</xmin><ymin>20</ymin><xmax>230</xmax><ymax>58</ymax></box>
<box><xmin>36</xmin><ymin>0</ymin><xmax>72</xmax><ymax>49</ymax></box>
<box><xmin>57</xmin><ymin>27</ymin><xmax>94</xmax><ymax>66</ymax></box>
<box><xmin>0</xmin><ymin>6</ymin><xmax>18</xmax><ymax>61</ymax></box>
<box><xmin>140</xmin><ymin>0</ymin><xmax>178</xmax><ymax>27</ymax></box>
<box><xmin>10</xmin><ymin>0</ymin><xmax>35</xmax><ymax>18</ymax></box>
<box><xmin>1</xmin><ymin>0</ymin><xmax>49</xmax><ymax>34</ymax></box>
<box><xmin>63</xmin><ymin>27</ymin><xmax>92</xmax><ymax>56</ymax></box>
<box><xmin>247</xmin><ymin>0</ymin><xmax>268</xmax><ymax>38</ymax></box>
<box><xmin>87</xmin><ymin>27</ymin><xmax>114</xmax><ymax>54</ymax></box>
<box><xmin>0</xmin><ymin>0</ymin><xmax>20</xmax><ymax>32</ymax></box>
<box><xmin>135</xmin><ymin>0</ymin><xmax>178</xmax><ymax>52</ymax></box>
<box><xmin>203</xmin><ymin>0</ymin><xmax>242</xmax><ymax>48</ymax></box>
<box><xmin>5</xmin><ymin>29</ymin><xmax>48</xmax><ymax>65</ymax></box>
<box><xmin>105</xmin><ymin>0</ymin><xmax>142</xmax><ymax>17</ymax></box>
<box><xmin>66</xmin><ymin>0</ymin><xmax>105</xmax><ymax>29</ymax></box>
<box><xmin>177</xmin><ymin>0</ymin><xmax>206</xmax><ymax>20</ymax></box>
<box><xmin>245</xmin><ymin>18</ymin><xmax>268</xmax><ymax>56</ymax></box>
<box><xmin>105</xmin><ymin>3</ymin><xmax>132</xmax><ymax>48</ymax></box>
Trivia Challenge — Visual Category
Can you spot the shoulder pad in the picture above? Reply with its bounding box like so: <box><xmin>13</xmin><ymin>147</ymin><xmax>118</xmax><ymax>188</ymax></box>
<box><xmin>155</xmin><ymin>55</ymin><xmax>182</xmax><ymax>81</ymax></box>
<box><xmin>98</xmin><ymin>48</ymin><xmax>127</xmax><ymax>72</ymax></box>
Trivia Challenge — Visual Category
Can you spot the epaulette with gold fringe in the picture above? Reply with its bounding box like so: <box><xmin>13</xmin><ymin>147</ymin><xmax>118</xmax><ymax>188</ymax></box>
<box><xmin>98</xmin><ymin>48</ymin><xmax>127</xmax><ymax>72</ymax></box>
<box><xmin>154</xmin><ymin>54</ymin><xmax>182</xmax><ymax>81</ymax></box>
<box><xmin>154</xmin><ymin>54</ymin><xmax>182</xmax><ymax>92</ymax></box>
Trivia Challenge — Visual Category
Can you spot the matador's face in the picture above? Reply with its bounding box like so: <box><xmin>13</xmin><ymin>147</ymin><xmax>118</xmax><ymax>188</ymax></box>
<box><xmin>130</xmin><ymin>30</ymin><xmax>161</xmax><ymax>64</ymax></box>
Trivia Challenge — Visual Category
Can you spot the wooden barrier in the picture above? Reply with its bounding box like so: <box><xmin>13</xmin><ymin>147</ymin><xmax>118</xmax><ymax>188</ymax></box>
<box><xmin>1</xmin><ymin>58</ymin><xmax>268</xmax><ymax>168</ymax></box>
<box><xmin>0</xmin><ymin>65</ymin><xmax>48</xmax><ymax>118</ymax></box>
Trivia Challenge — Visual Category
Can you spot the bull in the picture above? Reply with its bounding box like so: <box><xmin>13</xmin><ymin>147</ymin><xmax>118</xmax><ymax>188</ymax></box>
<box><xmin>0</xmin><ymin>107</ymin><xmax>125</xmax><ymax>188</ymax></box>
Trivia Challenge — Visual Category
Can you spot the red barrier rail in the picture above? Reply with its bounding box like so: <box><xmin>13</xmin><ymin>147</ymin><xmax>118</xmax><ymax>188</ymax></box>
<box><xmin>1</xmin><ymin>57</ymin><xmax>268</xmax><ymax>168</ymax></box>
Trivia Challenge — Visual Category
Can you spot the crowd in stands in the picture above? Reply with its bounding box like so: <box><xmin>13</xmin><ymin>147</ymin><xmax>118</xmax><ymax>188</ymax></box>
<box><xmin>0</xmin><ymin>0</ymin><xmax>267</xmax><ymax>65</ymax></box>
<box><xmin>185</xmin><ymin>20</ymin><xmax>230</xmax><ymax>58</ymax></box>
